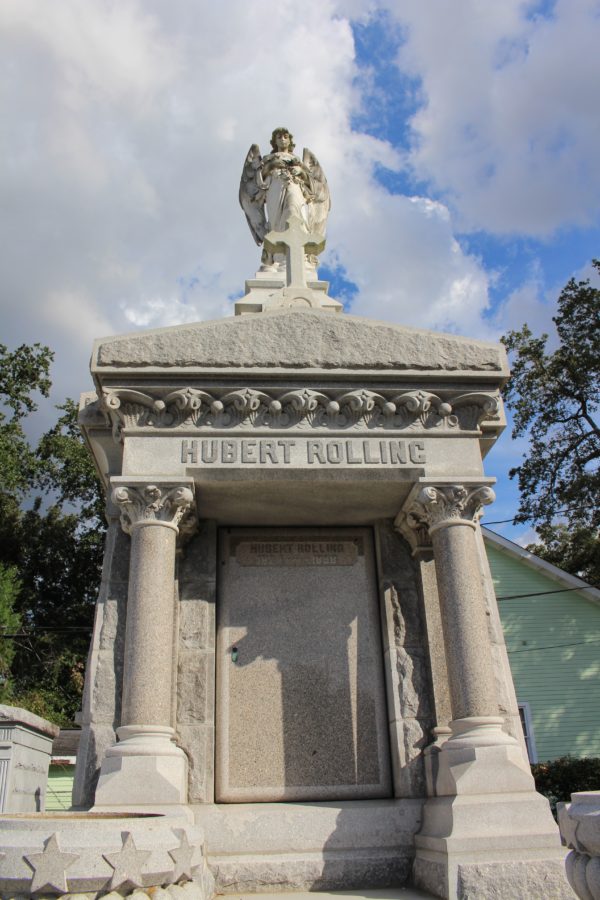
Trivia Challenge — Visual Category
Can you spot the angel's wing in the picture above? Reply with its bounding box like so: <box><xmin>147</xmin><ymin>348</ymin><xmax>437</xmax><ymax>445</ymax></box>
<box><xmin>302</xmin><ymin>148</ymin><xmax>331</xmax><ymax>236</ymax></box>
<box><xmin>239</xmin><ymin>144</ymin><xmax>267</xmax><ymax>245</ymax></box>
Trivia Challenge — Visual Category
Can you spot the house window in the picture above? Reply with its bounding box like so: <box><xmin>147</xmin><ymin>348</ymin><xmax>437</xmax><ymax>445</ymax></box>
<box><xmin>518</xmin><ymin>701</ymin><xmax>538</xmax><ymax>764</ymax></box>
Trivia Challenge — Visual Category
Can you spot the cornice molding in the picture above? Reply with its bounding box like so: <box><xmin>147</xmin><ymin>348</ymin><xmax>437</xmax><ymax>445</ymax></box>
<box><xmin>95</xmin><ymin>386</ymin><xmax>500</xmax><ymax>443</ymax></box>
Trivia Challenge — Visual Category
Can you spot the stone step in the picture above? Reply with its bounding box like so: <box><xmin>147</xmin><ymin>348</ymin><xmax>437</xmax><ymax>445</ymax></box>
<box><xmin>220</xmin><ymin>890</ymin><xmax>435</xmax><ymax>900</ymax></box>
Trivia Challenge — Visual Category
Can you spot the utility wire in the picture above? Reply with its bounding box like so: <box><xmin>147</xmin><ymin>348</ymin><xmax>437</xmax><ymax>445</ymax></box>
<box><xmin>496</xmin><ymin>584</ymin><xmax>598</xmax><ymax>602</ymax></box>
<box><xmin>484</xmin><ymin>505</ymin><xmax>591</xmax><ymax>525</ymax></box>
<box><xmin>507</xmin><ymin>638</ymin><xmax>600</xmax><ymax>654</ymax></box>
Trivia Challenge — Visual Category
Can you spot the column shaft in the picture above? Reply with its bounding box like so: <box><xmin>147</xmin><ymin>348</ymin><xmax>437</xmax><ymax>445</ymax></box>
<box><xmin>121</xmin><ymin>522</ymin><xmax>177</xmax><ymax>727</ymax></box>
<box><xmin>430</xmin><ymin>522</ymin><xmax>498</xmax><ymax>721</ymax></box>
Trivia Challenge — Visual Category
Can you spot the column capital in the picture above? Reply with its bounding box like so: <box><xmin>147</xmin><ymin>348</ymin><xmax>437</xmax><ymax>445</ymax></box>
<box><xmin>110</xmin><ymin>477</ymin><xmax>197</xmax><ymax>538</ymax></box>
<box><xmin>399</xmin><ymin>480</ymin><xmax>495</xmax><ymax>538</ymax></box>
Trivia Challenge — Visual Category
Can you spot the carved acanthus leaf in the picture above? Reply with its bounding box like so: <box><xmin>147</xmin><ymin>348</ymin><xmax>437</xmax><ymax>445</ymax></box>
<box><xmin>404</xmin><ymin>483</ymin><xmax>496</xmax><ymax>534</ymax></box>
<box><xmin>394</xmin><ymin>509</ymin><xmax>432</xmax><ymax>557</ymax></box>
<box><xmin>450</xmin><ymin>392</ymin><xmax>500</xmax><ymax>431</ymax></box>
<box><xmin>111</xmin><ymin>482</ymin><xmax>196</xmax><ymax>535</ymax></box>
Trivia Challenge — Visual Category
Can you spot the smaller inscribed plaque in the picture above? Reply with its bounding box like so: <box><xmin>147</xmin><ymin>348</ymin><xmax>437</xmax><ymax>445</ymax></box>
<box><xmin>236</xmin><ymin>539</ymin><xmax>359</xmax><ymax>567</ymax></box>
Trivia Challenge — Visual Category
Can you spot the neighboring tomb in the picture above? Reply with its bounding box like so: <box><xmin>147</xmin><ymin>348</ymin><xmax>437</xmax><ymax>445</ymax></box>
<box><xmin>0</xmin><ymin>705</ymin><xmax>58</xmax><ymax>813</ymax></box>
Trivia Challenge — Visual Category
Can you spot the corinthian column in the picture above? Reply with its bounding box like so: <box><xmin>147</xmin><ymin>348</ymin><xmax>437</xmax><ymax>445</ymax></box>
<box><xmin>93</xmin><ymin>477</ymin><xmax>196</xmax><ymax>810</ymax></box>
<box><xmin>400</xmin><ymin>480</ymin><xmax>515</xmax><ymax>749</ymax></box>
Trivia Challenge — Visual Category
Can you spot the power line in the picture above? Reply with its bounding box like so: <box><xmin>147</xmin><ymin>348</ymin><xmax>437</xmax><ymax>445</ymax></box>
<box><xmin>484</xmin><ymin>505</ymin><xmax>592</xmax><ymax>526</ymax></box>
<box><xmin>507</xmin><ymin>638</ymin><xmax>600</xmax><ymax>654</ymax></box>
<box><xmin>496</xmin><ymin>584</ymin><xmax>598</xmax><ymax>602</ymax></box>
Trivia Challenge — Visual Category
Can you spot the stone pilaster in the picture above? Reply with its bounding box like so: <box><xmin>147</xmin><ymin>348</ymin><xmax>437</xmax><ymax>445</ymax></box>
<box><xmin>93</xmin><ymin>478</ymin><xmax>197</xmax><ymax>811</ymax></box>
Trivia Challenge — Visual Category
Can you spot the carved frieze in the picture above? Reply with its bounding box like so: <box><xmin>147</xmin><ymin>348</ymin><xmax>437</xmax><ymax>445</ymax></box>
<box><xmin>111</xmin><ymin>481</ymin><xmax>196</xmax><ymax>537</ymax></box>
<box><xmin>403</xmin><ymin>483</ymin><xmax>496</xmax><ymax>536</ymax></box>
<box><xmin>98</xmin><ymin>386</ymin><xmax>500</xmax><ymax>443</ymax></box>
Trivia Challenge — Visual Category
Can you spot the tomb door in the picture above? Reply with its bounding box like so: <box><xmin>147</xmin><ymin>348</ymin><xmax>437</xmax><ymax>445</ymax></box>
<box><xmin>215</xmin><ymin>527</ymin><xmax>392</xmax><ymax>802</ymax></box>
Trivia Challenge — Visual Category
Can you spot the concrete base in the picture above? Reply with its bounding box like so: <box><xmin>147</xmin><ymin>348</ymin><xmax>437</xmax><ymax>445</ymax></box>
<box><xmin>413</xmin><ymin>723</ymin><xmax>573</xmax><ymax>898</ymax></box>
<box><xmin>193</xmin><ymin>799</ymin><xmax>423</xmax><ymax>894</ymax></box>
<box><xmin>93</xmin><ymin>725</ymin><xmax>188</xmax><ymax>809</ymax></box>
<box><xmin>0</xmin><ymin>813</ymin><xmax>213</xmax><ymax>897</ymax></box>
<box><xmin>235</xmin><ymin>269</ymin><xmax>342</xmax><ymax>315</ymax></box>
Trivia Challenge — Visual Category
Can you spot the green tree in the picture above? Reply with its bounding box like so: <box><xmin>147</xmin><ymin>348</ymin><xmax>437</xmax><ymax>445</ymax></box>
<box><xmin>0</xmin><ymin>344</ymin><xmax>105</xmax><ymax>725</ymax></box>
<box><xmin>501</xmin><ymin>261</ymin><xmax>600</xmax><ymax>586</ymax></box>
<box><xmin>0</xmin><ymin>564</ymin><xmax>21</xmax><ymax>702</ymax></box>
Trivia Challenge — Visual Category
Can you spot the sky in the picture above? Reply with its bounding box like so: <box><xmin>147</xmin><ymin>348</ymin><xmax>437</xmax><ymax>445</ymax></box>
<box><xmin>1</xmin><ymin>0</ymin><xmax>599</xmax><ymax>544</ymax></box>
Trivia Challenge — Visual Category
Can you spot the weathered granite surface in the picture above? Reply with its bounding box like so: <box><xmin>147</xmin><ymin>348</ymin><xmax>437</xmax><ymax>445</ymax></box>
<box><xmin>92</xmin><ymin>309</ymin><xmax>509</xmax><ymax>375</ymax></box>
<box><xmin>375</xmin><ymin>522</ymin><xmax>434</xmax><ymax>798</ymax></box>
<box><xmin>0</xmin><ymin>813</ymin><xmax>214</xmax><ymax>898</ymax></box>
<box><xmin>176</xmin><ymin>521</ymin><xmax>217</xmax><ymax>804</ymax></box>
<box><xmin>215</xmin><ymin>527</ymin><xmax>391</xmax><ymax>803</ymax></box>
<box><xmin>193</xmin><ymin>798</ymin><xmax>422</xmax><ymax>893</ymax></box>
<box><xmin>72</xmin><ymin>511</ymin><xmax>129</xmax><ymax>809</ymax></box>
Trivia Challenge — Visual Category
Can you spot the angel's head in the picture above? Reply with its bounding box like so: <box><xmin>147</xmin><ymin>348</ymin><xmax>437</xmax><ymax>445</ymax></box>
<box><xmin>270</xmin><ymin>127</ymin><xmax>295</xmax><ymax>153</ymax></box>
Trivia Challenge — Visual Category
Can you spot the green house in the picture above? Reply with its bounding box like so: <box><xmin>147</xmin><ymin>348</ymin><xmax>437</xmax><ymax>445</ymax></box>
<box><xmin>483</xmin><ymin>527</ymin><xmax>600</xmax><ymax>763</ymax></box>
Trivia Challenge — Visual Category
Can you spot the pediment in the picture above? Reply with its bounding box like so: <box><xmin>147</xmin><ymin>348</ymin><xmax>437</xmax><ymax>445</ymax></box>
<box><xmin>92</xmin><ymin>309</ymin><xmax>508</xmax><ymax>379</ymax></box>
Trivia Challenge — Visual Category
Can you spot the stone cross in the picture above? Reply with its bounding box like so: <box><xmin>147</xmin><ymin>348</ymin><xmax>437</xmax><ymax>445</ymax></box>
<box><xmin>263</xmin><ymin>214</ymin><xmax>325</xmax><ymax>290</ymax></box>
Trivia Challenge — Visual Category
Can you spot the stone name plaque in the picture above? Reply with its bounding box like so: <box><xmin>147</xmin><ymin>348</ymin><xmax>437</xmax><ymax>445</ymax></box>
<box><xmin>216</xmin><ymin>527</ymin><xmax>392</xmax><ymax>803</ymax></box>
<box><xmin>235</xmin><ymin>538</ymin><xmax>359</xmax><ymax>567</ymax></box>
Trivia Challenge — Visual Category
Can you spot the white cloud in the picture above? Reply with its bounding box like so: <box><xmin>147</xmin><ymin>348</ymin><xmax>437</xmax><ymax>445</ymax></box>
<box><xmin>0</xmin><ymin>0</ymin><xmax>497</xmax><ymax>411</ymax></box>
<box><xmin>391</xmin><ymin>0</ymin><xmax>600</xmax><ymax>235</ymax></box>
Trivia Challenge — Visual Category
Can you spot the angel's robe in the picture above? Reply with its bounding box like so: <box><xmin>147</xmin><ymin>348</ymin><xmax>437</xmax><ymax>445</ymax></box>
<box><xmin>260</xmin><ymin>152</ymin><xmax>314</xmax><ymax>233</ymax></box>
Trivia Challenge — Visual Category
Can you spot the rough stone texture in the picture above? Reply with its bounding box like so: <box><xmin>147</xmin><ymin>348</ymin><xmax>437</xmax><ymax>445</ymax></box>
<box><xmin>192</xmin><ymin>798</ymin><xmax>422</xmax><ymax>894</ymax></box>
<box><xmin>414</xmin><ymin>553</ymin><xmax>452</xmax><ymax>730</ymax></box>
<box><xmin>0</xmin><ymin>813</ymin><xmax>213</xmax><ymax>898</ymax></box>
<box><xmin>72</xmin><ymin>514</ymin><xmax>129</xmax><ymax>809</ymax></box>
<box><xmin>177</xmin><ymin>652</ymin><xmax>212</xmax><ymax>724</ymax></box>
<box><xmin>457</xmin><ymin>860</ymin><xmax>573</xmax><ymax>899</ymax></box>
<box><xmin>414</xmin><ymin>857</ymin><xmax>573</xmax><ymax>900</ymax></box>
<box><xmin>93</xmin><ymin>309</ymin><xmax>509</xmax><ymax>375</ymax></box>
<box><xmin>176</xmin><ymin>522</ymin><xmax>217</xmax><ymax>804</ymax></box>
<box><xmin>216</xmin><ymin>527</ymin><xmax>391</xmax><ymax>803</ymax></box>
<box><xmin>375</xmin><ymin>521</ymin><xmax>434</xmax><ymax>798</ymax></box>
<box><xmin>177</xmin><ymin>726</ymin><xmax>214</xmax><ymax>805</ymax></box>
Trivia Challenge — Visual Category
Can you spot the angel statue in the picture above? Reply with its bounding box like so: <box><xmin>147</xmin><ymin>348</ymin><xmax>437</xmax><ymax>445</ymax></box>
<box><xmin>239</xmin><ymin>127</ymin><xmax>330</xmax><ymax>270</ymax></box>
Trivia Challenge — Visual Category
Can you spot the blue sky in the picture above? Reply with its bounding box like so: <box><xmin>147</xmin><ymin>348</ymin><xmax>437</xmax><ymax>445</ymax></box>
<box><xmin>1</xmin><ymin>0</ymin><xmax>599</xmax><ymax>545</ymax></box>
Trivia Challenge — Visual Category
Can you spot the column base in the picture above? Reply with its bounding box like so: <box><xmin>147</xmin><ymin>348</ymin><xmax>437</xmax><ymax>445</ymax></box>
<box><xmin>414</xmin><ymin>717</ymin><xmax>571</xmax><ymax>898</ymax></box>
<box><xmin>93</xmin><ymin>725</ymin><xmax>188</xmax><ymax>810</ymax></box>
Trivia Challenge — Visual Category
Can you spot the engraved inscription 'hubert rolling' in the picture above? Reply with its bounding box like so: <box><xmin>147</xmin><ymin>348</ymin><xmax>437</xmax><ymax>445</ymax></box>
<box><xmin>236</xmin><ymin>540</ymin><xmax>359</xmax><ymax>567</ymax></box>
<box><xmin>181</xmin><ymin>437</ymin><xmax>426</xmax><ymax>466</ymax></box>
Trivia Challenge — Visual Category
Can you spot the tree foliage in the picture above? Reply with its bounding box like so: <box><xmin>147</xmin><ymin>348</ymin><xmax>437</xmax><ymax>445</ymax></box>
<box><xmin>502</xmin><ymin>261</ymin><xmax>600</xmax><ymax>586</ymax></box>
<box><xmin>0</xmin><ymin>344</ymin><xmax>105</xmax><ymax>725</ymax></box>
<box><xmin>0</xmin><ymin>564</ymin><xmax>21</xmax><ymax>701</ymax></box>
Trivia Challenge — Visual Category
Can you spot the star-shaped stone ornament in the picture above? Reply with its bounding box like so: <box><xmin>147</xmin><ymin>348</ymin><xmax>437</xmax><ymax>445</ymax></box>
<box><xmin>103</xmin><ymin>832</ymin><xmax>152</xmax><ymax>891</ymax></box>
<box><xmin>168</xmin><ymin>829</ymin><xmax>196</xmax><ymax>882</ymax></box>
<box><xmin>24</xmin><ymin>832</ymin><xmax>79</xmax><ymax>893</ymax></box>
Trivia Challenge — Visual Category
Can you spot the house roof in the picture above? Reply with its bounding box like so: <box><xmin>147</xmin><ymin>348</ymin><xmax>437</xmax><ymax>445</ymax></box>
<box><xmin>482</xmin><ymin>527</ymin><xmax>600</xmax><ymax>607</ymax></box>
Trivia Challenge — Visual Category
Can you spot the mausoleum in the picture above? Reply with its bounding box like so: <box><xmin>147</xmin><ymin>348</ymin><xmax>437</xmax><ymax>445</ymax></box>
<box><xmin>0</xmin><ymin>128</ymin><xmax>574</xmax><ymax>900</ymax></box>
